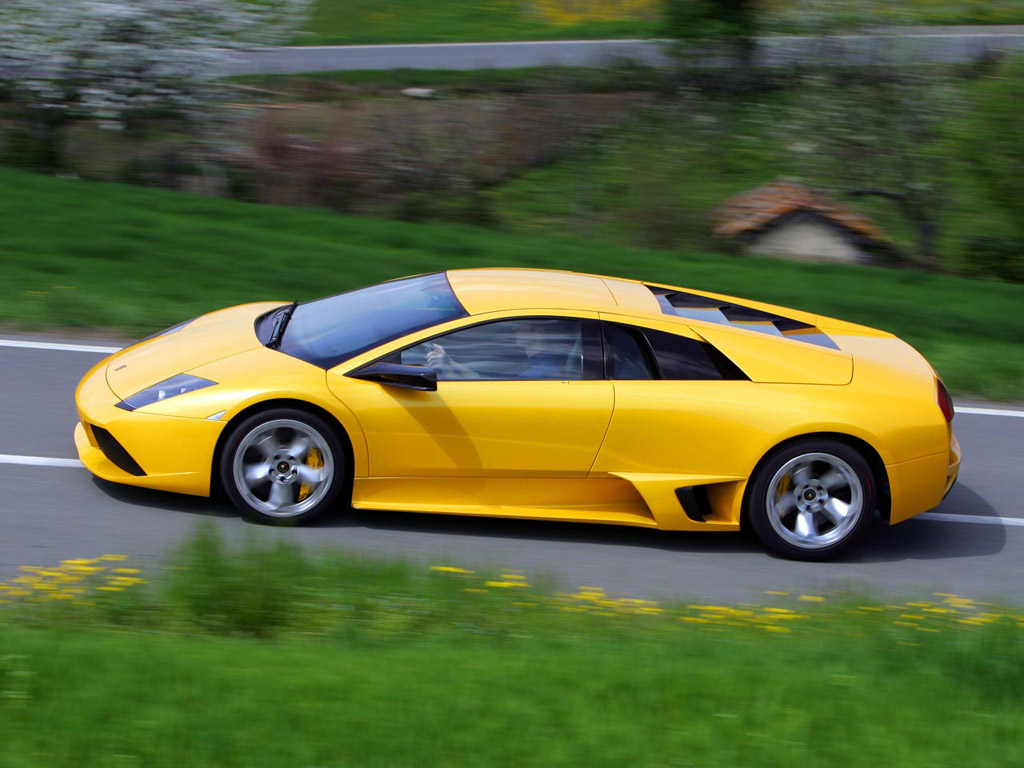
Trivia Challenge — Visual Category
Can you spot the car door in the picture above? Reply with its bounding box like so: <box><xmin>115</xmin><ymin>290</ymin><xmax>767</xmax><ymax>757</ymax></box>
<box><xmin>591</xmin><ymin>316</ymin><xmax>760</xmax><ymax>478</ymax></box>
<box><xmin>328</xmin><ymin>313</ymin><xmax>613</xmax><ymax>478</ymax></box>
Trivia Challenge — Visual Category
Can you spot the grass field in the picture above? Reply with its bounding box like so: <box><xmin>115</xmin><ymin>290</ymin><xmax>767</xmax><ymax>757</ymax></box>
<box><xmin>299</xmin><ymin>0</ymin><xmax>662</xmax><ymax>45</ymax></box>
<box><xmin>1</xmin><ymin>527</ymin><xmax>1023</xmax><ymax>767</ymax></box>
<box><xmin>295</xmin><ymin>0</ymin><xmax>1024</xmax><ymax>45</ymax></box>
<box><xmin>3</xmin><ymin>168</ymin><xmax>1023</xmax><ymax>399</ymax></box>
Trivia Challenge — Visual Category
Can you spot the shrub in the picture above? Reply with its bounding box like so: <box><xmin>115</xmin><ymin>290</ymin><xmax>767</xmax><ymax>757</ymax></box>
<box><xmin>166</xmin><ymin>524</ymin><xmax>308</xmax><ymax>638</ymax></box>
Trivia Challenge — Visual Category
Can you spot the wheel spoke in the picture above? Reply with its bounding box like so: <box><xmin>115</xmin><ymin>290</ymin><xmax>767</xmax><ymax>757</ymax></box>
<box><xmin>244</xmin><ymin>462</ymin><xmax>272</xmax><ymax>486</ymax></box>
<box><xmin>774</xmin><ymin>493</ymin><xmax>797</xmax><ymax>517</ymax></box>
<box><xmin>822</xmin><ymin>497</ymin><xmax>851</xmax><ymax>526</ymax></box>
<box><xmin>794</xmin><ymin>510</ymin><xmax>818</xmax><ymax>540</ymax></box>
<box><xmin>791</xmin><ymin>464</ymin><xmax>813</xmax><ymax>487</ymax></box>
<box><xmin>295</xmin><ymin>464</ymin><xmax>325</xmax><ymax>486</ymax></box>
<box><xmin>820</xmin><ymin>469</ymin><xmax>846</xmax><ymax>491</ymax></box>
<box><xmin>286</xmin><ymin>435</ymin><xmax>311</xmax><ymax>459</ymax></box>
<box><xmin>267</xmin><ymin>482</ymin><xmax>293</xmax><ymax>509</ymax></box>
<box><xmin>253</xmin><ymin>433</ymin><xmax>280</xmax><ymax>460</ymax></box>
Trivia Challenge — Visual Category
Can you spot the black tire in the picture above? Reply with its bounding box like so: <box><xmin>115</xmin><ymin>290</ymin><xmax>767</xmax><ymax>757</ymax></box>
<box><xmin>747</xmin><ymin>438</ymin><xmax>876</xmax><ymax>561</ymax></box>
<box><xmin>219</xmin><ymin>407</ymin><xmax>347</xmax><ymax>526</ymax></box>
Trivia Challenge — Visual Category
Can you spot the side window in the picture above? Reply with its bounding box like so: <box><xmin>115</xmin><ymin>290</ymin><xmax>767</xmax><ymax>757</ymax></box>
<box><xmin>604</xmin><ymin>324</ymin><xmax>656</xmax><ymax>380</ymax></box>
<box><xmin>643</xmin><ymin>328</ymin><xmax>748</xmax><ymax>381</ymax></box>
<box><xmin>383</xmin><ymin>318</ymin><xmax>584</xmax><ymax>381</ymax></box>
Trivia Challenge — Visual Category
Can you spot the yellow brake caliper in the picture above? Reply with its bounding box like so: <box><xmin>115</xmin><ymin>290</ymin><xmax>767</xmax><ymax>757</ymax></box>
<box><xmin>777</xmin><ymin>474</ymin><xmax>791</xmax><ymax>507</ymax></box>
<box><xmin>297</xmin><ymin>448</ymin><xmax>322</xmax><ymax>502</ymax></box>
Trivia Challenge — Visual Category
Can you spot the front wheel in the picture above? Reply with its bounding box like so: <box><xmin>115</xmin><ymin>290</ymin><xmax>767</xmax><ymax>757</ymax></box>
<box><xmin>747</xmin><ymin>440</ymin><xmax>876</xmax><ymax>561</ymax></box>
<box><xmin>220</xmin><ymin>408</ymin><xmax>347</xmax><ymax>526</ymax></box>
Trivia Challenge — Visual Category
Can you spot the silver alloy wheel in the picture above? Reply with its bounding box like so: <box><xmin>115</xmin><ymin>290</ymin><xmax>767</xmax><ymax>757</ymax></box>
<box><xmin>765</xmin><ymin>452</ymin><xmax>864</xmax><ymax>551</ymax></box>
<box><xmin>231</xmin><ymin>418</ymin><xmax>334</xmax><ymax>518</ymax></box>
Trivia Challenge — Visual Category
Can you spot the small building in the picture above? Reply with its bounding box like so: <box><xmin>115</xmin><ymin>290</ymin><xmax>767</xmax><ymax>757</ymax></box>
<box><xmin>714</xmin><ymin>181</ymin><xmax>897</xmax><ymax>265</ymax></box>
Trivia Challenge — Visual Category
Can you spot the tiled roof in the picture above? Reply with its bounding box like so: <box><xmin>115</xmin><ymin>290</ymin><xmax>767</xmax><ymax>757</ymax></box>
<box><xmin>714</xmin><ymin>181</ymin><xmax>889</xmax><ymax>242</ymax></box>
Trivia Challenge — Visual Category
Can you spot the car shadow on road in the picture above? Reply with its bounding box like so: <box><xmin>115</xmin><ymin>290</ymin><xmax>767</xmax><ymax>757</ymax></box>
<box><xmin>834</xmin><ymin>483</ymin><xmax>1005</xmax><ymax>563</ymax></box>
<box><xmin>92</xmin><ymin>477</ymin><xmax>1006</xmax><ymax>562</ymax></box>
<box><xmin>314</xmin><ymin>482</ymin><xmax>1008</xmax><ymax>563</ymax></box>
<box><xmin>334</xmin><ymin>507</ymin><xmax>765</xmax><ymax>555</ymax></box>
<box><xmin>91</xmin><ymin>477</ymin><xmax>236</xmax><ymax>518</ymax></box>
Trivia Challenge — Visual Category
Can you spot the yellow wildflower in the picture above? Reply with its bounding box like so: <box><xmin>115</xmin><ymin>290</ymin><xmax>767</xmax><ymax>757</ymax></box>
<box><xmin>430</xmin><ymin>566</ymin><xmax>475</xmax><ymax>574</ymax></box>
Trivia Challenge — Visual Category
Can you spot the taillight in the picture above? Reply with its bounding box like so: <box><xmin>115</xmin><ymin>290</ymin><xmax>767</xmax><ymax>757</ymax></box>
<box><xmin>936</xmin><ymin>378</ymin><xmax>954</xmax><ymax>423</ymax></box>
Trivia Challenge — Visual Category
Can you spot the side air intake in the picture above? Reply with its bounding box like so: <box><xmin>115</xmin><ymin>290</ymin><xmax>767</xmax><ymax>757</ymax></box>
<box><xmin>675</xmin><ymin>486</ymin><xmax>713</xmax><ymax>523</ymax></box>
<box><xmin>90</xmin><ymin>425</ymin><xmax>146</xmax><ymax>477</ymax></box>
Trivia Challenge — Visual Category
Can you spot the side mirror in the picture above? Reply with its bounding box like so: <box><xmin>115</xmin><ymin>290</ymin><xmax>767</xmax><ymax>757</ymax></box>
<box><xmin>348</xmin><ymin>362</ymin><xmax>438</xmax><ymax>391</ymax></box>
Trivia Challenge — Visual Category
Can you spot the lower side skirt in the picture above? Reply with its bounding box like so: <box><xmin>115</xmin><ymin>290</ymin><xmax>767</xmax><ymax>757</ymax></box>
<box><xmin>351</xmin><ymin>475</ymin><xmax>746</xmax><ymax>531</ymax></box>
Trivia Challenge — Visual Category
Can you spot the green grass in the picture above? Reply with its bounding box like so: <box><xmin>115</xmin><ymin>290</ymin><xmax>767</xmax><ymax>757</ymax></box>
<box><xmin>1</xmin><ymin>527</ymin><xmax>1024</xmax><ymax>768</ymax></box>
<box><xmin>298</xmin><ymin>0</ymin><xmax>662</xmax><ymax>46</ymax></box>
<box><xmin>2</xmin><ymin>167</ymin><xmax>1023</xmax><ymax>399</ymax></box>
<box><xmin>293</xmin><ymin>0</ymin><xmax>1024</xmax><ymax>46</ymax></box>
<box><xmin>4</xmin><ymin>623</ymin><xmax>1024</xmax><ymax>768</ymax></box>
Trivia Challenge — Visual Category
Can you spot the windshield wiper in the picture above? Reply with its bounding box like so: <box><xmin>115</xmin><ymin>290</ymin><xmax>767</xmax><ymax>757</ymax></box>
<box><xmin>267</xmin><ymin>301</ymin><xmax>298</xmax><ymax>349</ymax></box>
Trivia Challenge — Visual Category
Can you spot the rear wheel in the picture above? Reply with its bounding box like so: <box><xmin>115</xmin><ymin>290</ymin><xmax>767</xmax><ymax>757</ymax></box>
<box><xmin>220</xmin><ymin>408</ymin><xmax>346</xmax><ymax>526</ymax></box>
<box><xmin>747</xmin><ymin>439</ymin><xmax>875</xmax><ymax>561</ymax></box>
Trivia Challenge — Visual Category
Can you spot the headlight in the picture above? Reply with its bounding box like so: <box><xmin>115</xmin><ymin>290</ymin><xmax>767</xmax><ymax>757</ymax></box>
<box><xmin>115</xmin><ymin>375</ymin><xmax>217</xmax><ymax>411</ymax></box>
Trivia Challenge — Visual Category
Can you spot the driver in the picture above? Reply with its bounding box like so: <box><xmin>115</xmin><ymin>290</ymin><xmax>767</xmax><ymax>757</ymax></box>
<box><xmin>425</xmin><ymin>320</ymin><xmax>567</xmax><ymax>379</ymax></box>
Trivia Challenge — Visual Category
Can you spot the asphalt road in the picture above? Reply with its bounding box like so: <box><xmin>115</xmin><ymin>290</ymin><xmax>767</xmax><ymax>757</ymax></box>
<box><xmin>229</xmin><ymin>27</ymin><xmax>1024</xmax><ymax>74</ymax></box>
<box><xmin>1</xmin><ymin>334</ymin><xmax>1022</xmax><ymax>604</ymax></box>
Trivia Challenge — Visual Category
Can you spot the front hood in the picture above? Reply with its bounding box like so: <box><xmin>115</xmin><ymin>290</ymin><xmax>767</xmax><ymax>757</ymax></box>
<box><xmin>105</xmin><ymin>302</ymin><xmax>286</xmax><ymax>400</ymax></box>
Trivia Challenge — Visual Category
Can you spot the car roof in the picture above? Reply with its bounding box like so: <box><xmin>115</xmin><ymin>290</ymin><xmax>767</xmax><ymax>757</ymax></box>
<box><xmin>446</xmin><ymin>268</ymin><xmax>658</xmax><ymax>316</ymax></box>
<box><xmin>443</xmin><ymin>267</ymin><xmax>884</xmax><ymax>343</ymax></box>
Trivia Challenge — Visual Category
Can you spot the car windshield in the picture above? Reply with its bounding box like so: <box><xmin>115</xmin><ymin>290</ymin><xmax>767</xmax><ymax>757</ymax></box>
<box><xmin>272</xmin><ymin>273</ymin><xmax>467</xmax><ymax>369</ymax></box>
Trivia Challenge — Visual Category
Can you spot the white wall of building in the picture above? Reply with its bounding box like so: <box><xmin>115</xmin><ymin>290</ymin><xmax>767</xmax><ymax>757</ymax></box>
<box><xmin>745</xmin><ymin>219</ymin><xmax>865</xmax><ymax>263</ymax></box>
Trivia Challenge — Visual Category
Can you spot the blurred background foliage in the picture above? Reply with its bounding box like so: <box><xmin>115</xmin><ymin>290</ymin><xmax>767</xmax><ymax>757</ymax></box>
<box><xmin>298</xmin><ymin>0</ymin><xmax>1024</xmax><ymax>45</ymax></box>
<box><xmin>0</xmin><ymin>0</ymin><xmax>1023</xmax><ymax>338</ymax></box>
<box><xmin>2</xmin><ymin>1</ymin><xmax>1022</xmax><ymax>284</ymax></box>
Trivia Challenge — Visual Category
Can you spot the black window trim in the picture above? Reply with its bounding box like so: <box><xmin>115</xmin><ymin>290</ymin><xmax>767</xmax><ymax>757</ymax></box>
<box><xmin>599</xmin><ymin>320</ymin><xmax>750</xmax><ymax>382</ymax></box>
<box><xmin>601</xmin><ymin>321</ymin><xmax>663</xmax><ymax>380</ymax></box>
<box><xmin>349</xmin><ymin>314</ymin><xmax>606</xmax><ymax>383</ymax></box>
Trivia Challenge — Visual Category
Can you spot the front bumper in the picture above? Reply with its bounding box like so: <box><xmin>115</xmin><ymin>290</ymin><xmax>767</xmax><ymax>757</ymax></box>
<box><xmin>74</xmin><ymin>360</ymin><xmax>225</xmax><ymax>497</ymax></box>
<box><xmin>887</xmin><ymin>431</ymin><xmax>961</xmax><ymax>524</ymax></box>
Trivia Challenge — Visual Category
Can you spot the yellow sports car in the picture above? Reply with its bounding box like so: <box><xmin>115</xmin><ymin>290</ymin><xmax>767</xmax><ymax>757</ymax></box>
<box><xmin>75</xmin><ymin>269</ymin><xmax>960</xmax><ymax>560</ymax></box>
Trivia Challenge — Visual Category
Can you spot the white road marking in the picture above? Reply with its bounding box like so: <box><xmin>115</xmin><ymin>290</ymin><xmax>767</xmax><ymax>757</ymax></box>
<box><xmin>0</xmin><ymin>454</ymin><xmax>83</xmax><ymax>468</ymax></box>
<box><xmin>0</xmin><ymin>339</ymin><xmax>120</xmax><ymax>354</ymax></box>
<box><xmin>956</xmin><ymin>407</ymin><xmax>1024</xmax><ymax>418</ymax></box>
<box><xmin>916</xmin><ymin>512</ymin><xmax>1024</xmax><ymax>528</ymax></box>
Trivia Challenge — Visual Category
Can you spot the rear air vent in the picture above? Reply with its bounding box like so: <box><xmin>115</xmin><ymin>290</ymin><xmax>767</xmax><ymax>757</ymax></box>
<box><xmin>91</xmin><ymin>425</ymin><xmax>146</xmax><ymax>477</ymax></box>
<box><xmin>675</xmin><ymin>486</ymin><xmax>712</xmax><ymax>523</ymax></box>
<box><xmin>647</xmin><ymin>286</ymin><xmax>839</xmax><ymax>350</ymax></box>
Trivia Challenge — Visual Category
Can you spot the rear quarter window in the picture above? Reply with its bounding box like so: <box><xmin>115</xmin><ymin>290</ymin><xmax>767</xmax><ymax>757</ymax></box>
<box><xmin>643</xmin><ymin>328</ymin><xmax>748</xmax><ymax>381</ymax></box>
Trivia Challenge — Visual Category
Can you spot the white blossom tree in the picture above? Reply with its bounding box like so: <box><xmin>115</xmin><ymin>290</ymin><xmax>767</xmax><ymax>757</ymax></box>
<box><xmin>0</xmin><ymin>0</ymin><xmax>311</xmax><ymax>169</ymax></box>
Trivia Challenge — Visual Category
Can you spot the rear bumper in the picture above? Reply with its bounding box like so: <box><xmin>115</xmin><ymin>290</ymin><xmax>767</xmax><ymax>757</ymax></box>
<box><xmin>887</xmin><ymin>431</ymin><xmax>961</xmax><ymax>524</ymax></box>
<box><xmin>75</xmin><ymin>362</ymin><xmax>224</xmax><ymax>496</ymax></box>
